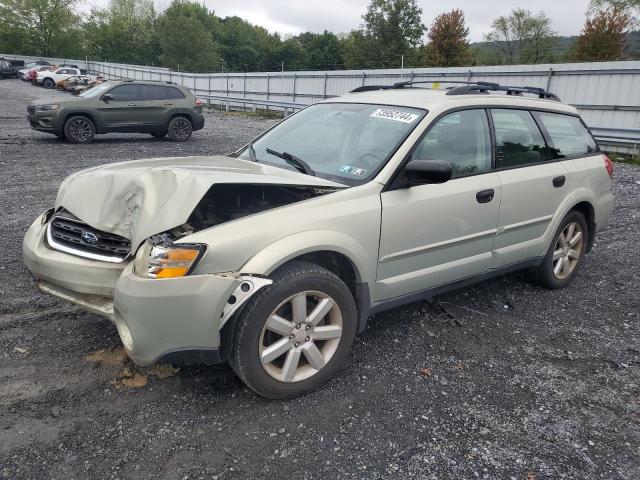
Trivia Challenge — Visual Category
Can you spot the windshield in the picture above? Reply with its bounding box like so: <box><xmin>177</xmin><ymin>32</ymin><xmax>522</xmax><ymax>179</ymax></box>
<box><xmin>238</xmin><ymin>103</ymin><xmax>425</xmax><ymax>185</ymax></box>
<box><xmin>79</xmin><ymin>82</ymin><xmax>112</xmax><ymax>98</ymax></box>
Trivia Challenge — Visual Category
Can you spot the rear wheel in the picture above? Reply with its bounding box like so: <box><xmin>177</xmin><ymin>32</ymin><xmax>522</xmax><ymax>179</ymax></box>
<box><xmin>230</xmin><ymin>261</ymin><xmax>357</xmax><ymax>399</ymax></box>
<box><xmin>167</xmin><ymin>116</ymin><xmax>192</xmax><ymax>142</ymax></box>
<box><xmin>64</xmin><ymin>116</ymin><xmax>95</xmax><ymax>144</ymax></box>
<box><xmin>533</xmin><ymin>211</ymin><xmax>588</xmax><ymax>289</ymax></box>
<box><xmin>42</xmin><ymin>77</ymin><xmax>55</xmax><ymax>89</ymax></box>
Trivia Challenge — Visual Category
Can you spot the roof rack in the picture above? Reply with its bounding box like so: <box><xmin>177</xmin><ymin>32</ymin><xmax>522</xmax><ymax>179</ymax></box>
<box><xmin>121</xmin><ymin>79</ymin><xmax>177</xmax><ymax>85</ymax></box>
<box><xmin>350</xmin><ymin>80</ymin><xmax>474</xmax><ymax>93</ymax></box>
<box><xmin>349</xmin><ymin>80</ymin><xmax>560</xmax><ymax>101</ymax></box>
<box><xmin>446</xmin><ymin>81</ymin><xmax>560</xmax><ymax>101</ymax></box>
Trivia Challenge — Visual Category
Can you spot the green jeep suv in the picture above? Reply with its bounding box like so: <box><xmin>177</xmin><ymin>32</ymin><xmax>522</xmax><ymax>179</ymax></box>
<box><xmin>27</xmin><ymin>80</ymin><xmax>205</xmax><ymax>143</ymax></box>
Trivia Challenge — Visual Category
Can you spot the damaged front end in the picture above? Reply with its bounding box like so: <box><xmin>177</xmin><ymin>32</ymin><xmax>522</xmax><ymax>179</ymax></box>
<box><xmin>23</xmin><ymin>155</ymin><xmax>346</xmax><ymax>366</ymax></box>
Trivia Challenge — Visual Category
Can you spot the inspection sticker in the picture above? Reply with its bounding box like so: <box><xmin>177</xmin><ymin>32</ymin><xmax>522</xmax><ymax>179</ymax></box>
<box><xmin>339</xmin><ymin>165</ymin><xmax>368</xmax><ymax>177</ymax></box>
<box><xmin>369</xmin><ymin>108</ymin><xmax>419</xmax><ymax>124</ymax></box>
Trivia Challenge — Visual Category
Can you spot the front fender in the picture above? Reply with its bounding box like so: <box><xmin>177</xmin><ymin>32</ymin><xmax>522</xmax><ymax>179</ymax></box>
<box><xmin>239</xmin><ymin>230</ymin><xmax>375</xmax><ymax>285</ymax></box>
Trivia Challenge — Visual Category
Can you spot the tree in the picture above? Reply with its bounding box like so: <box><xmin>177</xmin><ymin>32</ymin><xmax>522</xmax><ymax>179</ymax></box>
<box><xmin>296</xmin><ymin>31</ymin><xmax>344</xmax><ymax>70</ymax></box>
<box><xmin>216</xmin><ymin>16</ymin><xmax>281</xmax><ymax>71</ymax></box>
<box><xmin>156</xmin><ymin>0</ymin><xmax>220</xmax><ymax>72</ymax></box>
<box><xmin>590</xmin><ymin>0</ymin><xmax>640</xmax><ymax>12</ymax></box>
<box><xmin>484</xmin><ymin>9</ymin><xmax>555</xmax><ymax>64</ymax></box>
<box><xmin>360</xmin><ymin>0</ymin><xmax>425</xmax><ymax>67</ymax></box>
<box><xmin>0</xmin><ymin>0</ymin><xmax>82</xmax><ymax>56</ymax></box>
<box><xmin>84</xmin><ymin>0</ymin><xmax>158</xmax><ymax>64</ymax></box>
<box><xmin>572</xmin><ymin>6</ymin><xmax>632</xmax><ymax>61</ymax></box>
<box><xmin>425</xmin><ymin>9</ymin><xmax>469</xmax><ymax>67</ymax></box>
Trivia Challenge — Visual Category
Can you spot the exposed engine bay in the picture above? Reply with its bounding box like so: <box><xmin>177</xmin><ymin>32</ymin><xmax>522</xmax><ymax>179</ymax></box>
<box><xmin>138</xmin><ymin>183</ymin><xmax>338</xmax><ymax>243</ymax></box>
<box><xmin>186</xmin><ymin>183</ymin><xmax>339</xmax><ymax>232</ymax></box>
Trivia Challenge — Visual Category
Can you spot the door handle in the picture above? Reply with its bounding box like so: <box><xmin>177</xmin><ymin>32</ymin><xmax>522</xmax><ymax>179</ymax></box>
<box><xmin>553</xmin><ymin>175</ymin><xmax>566</xmax><ymax>188</ymax></box>
<box><xmin>476</xmin><ymin>189</ymin><xmax>495</xmax><ymax>204</ymax></box>
<box><xmin>128</xmin><ymin>103</ymin><xmax>138</xmax><ymax>106</ymax></box>
<box><xmin>164</xmin><ymin>102</ymin><xmax>174</xmax><ymax>106</ymax></box>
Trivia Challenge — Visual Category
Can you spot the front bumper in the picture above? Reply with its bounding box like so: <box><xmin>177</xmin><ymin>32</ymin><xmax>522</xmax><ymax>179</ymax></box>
<box><xmin>27</xmin><ymin>113</ymin><xmax>61</xmax><ymax>134</ymax></box>
<box><xmin>23</xmin><ymin>213</ymin><xmax>242</xmax><ymax>365</ymax></box>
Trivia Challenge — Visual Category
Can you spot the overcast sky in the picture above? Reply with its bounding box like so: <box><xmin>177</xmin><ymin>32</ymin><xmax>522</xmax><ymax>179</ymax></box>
<box><xmin>201</xmin><ymin>0</ymin><xmax>591</xmax><ymax>41</ymax></box>
<box><xmin>86</xmin><ymin>0</ymin><xmax>593</xmax><ymax>42</ymax></box>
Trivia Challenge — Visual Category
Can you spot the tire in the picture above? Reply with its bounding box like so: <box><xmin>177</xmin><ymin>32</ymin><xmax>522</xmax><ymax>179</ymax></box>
<box><xmin>533</xmin><ymin>210</ymin><xmax>588</xmax><ymax>289</ymax></box>
<box><xmin>64</xmin><ymin>116</ymin><xmax>96</xmax><ymax>144</ymax></box>
<box><xmin>150</xmin><ymin>132</ymin><xmax>166</xmax><ymax>139</ymax></box>
<box><xmin>42</xmin><ymin>78</ymin><xmax>55</xmax><ymax>89</ymax></box>
<box><xmin>167</xmin><ymin>116</ymin><xmax>192</xmax><ymax>142</ymax></box>
<box><xmin>230</xmin><ymin>261</ymin><xmax>357</xmax><ymax>399</ymax></box>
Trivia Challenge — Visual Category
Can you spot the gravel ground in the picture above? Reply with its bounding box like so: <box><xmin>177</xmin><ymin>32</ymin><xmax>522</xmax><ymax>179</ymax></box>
<box><xmin>1</xmin><ymin>78</ymin><xmax>639</xmax><ymax>480</ymax></box>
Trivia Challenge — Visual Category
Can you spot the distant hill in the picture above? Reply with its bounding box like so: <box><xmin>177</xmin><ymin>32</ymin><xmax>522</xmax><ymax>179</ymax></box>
<box><xmin>469</xmin><ymin>31</ymin><xmax>640</xmax><ymax>65</ymax></box>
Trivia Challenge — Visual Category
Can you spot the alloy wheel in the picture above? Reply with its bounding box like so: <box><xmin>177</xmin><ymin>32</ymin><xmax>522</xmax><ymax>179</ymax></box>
<box><xmin>69</xmin><ymin>118</ymin><xmax>93</xmax><ymax>142</ymax></box>
<box><xmin>552</xmin><ymin>221</ymin><xmax>583</xmax><ymax>279</ymax></box>
<box><xmin>259</xmin><ymin>291</ymin><xmax>343</xmax><ymax>383</ymax></box>
<box><xmin>171</xmin><ymin>119</ymin><xmax>191</xmax><ymax>140</ymax></box>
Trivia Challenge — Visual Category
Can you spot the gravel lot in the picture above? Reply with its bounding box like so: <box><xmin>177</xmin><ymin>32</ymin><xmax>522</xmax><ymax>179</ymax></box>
<box><xmin>1</xmin><ymin>78</ymin><xmax>639</xmax><ymax>480</ymax></box>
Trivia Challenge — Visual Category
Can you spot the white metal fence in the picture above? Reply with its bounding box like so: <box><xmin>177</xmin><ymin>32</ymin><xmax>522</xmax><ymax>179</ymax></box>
<box><xmin>3</xmin><ymin>54</ymin><xmax>639</xmax><ymax>153</ymax></box>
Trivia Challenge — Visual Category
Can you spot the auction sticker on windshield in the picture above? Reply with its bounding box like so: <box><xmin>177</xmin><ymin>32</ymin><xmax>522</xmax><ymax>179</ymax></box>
<box><xmin>370</xmin><ymin>108</ymin><xmax>419</xmax><ymax>124</ymax></box>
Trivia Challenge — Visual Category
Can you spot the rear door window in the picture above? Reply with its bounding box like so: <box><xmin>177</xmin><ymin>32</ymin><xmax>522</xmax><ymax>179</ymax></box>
<box><xmin>140</xmin><ymin>85</ymin><xmax>167</xmax><ymax>101</ymax></box>
<box><xmin>166</xmin><ymin>87</ymin><xmax>185</xmax><ymax>99</ymax></box>
<box><xmin>534</xmin><ymin>112</ymin><xmax>597</xmax><ymax>158</ymax></box>
<box><xmin>108</xmin><ymin>84</ymin><xmax>140</xmax><ymax>102</ymax></box>
<box><xmin>491</xmin><ymin>109</ymin><xmax>549</xmax><ymax>169</ymax></box>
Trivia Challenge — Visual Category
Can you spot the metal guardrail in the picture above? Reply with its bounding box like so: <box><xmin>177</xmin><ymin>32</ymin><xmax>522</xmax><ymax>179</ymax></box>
<box><xmin>197</xmin><ymin>94</ymin><xmax>307</xmax><ymax>114</ymax></box>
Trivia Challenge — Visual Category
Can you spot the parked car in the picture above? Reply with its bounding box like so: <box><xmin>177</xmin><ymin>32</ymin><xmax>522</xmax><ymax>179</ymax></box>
<box><xmin>0</xmin><ymin>59</ymin><xmax>18</xmax><ymax>78</ymax></box>
<box><xmin>25</xmin><ymin>65</ymin><xmax>56</xmax><ymax>83</ymax></box>
<box><xmin>35</xmin><ymin>67</ymin><xmax>81</xmax><ymax>88</ymax></box>
<box><xmin>26</xmin><ymin>80</ymin><xmax>204</xmax><ymax>142</ymax></box>
<box><xmin>17</xmin><ymin>60</ymin><xmax>50</xmax><ymax>79</ymax></box>
<box><xmin>23</xmin><ymin>81</ymin><xmax>614</xmax><ymax>398</ymax></box>
<box><xmin>56</xmin><ymin>75</ymin><xmax>102</xmax><ymax>93</ymax></box>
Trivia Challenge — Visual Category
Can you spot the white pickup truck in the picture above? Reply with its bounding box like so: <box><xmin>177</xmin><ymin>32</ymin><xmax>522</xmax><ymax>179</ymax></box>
<box><xmin>36</xmin><ymin>67</ymin><xmax>81</xmax><ymax>89</ymax></box>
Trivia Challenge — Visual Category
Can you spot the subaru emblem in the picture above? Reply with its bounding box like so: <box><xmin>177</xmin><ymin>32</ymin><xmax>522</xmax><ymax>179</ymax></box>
<box><xmin>81</xmin><ymin>231</ymin><xmax>98</xmax><ymax>244</ymax></box>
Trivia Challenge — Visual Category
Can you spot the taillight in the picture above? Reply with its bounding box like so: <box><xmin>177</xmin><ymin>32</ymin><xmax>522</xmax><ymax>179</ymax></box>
<box><xmin>604</xmin><ymin>155</ymin><xmax>613</xmax><ymax>178</ymax></box>
<box><xmin>195</xmin><ymin>98</ymin><xmax>202</xmax><ymax>107</ymax></box>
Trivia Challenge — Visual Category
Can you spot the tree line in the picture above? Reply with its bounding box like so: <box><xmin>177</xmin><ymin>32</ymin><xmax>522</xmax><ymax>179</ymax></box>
<box><xmin>0</xmin><ymin>0</ymin><xmax>638</xmax><ymax>72</ymax></box>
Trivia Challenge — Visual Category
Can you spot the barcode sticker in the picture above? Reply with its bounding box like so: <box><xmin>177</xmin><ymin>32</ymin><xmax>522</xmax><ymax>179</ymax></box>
<box><xmin>370</xmin><ymin>108</ymin><xmax>419</xmax><ymax>124</ymax></box>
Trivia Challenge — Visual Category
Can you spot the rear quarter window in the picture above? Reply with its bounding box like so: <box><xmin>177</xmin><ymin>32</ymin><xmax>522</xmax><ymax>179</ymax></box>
<box><xmin>535</xmin><ymin>112</ymin><xmax>597</xmax><ymax>158</ymax></box>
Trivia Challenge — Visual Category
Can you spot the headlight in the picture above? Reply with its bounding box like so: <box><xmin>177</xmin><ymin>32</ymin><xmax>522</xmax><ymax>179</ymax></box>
<box><xmin>36</xmin><ymin>104</ymin><xmax>60</xmax><ymax>111</ymax></box>
<box><xmin>134</xmin><ymin>242</ymin><xmax>205</xmax><ymax>279</ymax></box>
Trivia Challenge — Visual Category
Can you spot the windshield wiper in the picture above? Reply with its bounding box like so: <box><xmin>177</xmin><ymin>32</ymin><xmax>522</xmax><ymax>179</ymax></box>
<box><xmin>265</xmin><ymin>148</ymin><xmax>315</xmax><ymax>176</ymax></box>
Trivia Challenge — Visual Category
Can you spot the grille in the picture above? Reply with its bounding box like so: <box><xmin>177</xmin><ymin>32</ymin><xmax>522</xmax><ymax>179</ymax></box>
<box><xmin>27</xmin><ymin>105</ymin><xmax>35</xmax><ymax>115</ymax></box>
<box><xmin>47</xmin><ymin>215</ymin><xmax>131</xmax><ymax>263</ymax></box>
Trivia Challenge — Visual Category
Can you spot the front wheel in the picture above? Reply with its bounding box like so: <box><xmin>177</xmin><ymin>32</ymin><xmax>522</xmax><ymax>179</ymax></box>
<box><xmin>230</xmin><ymin>261</ymin><xmax>357</xmax><ymax>399</ymax></box>
<box><xmin>64</xmin><ymin>116</ymin><xmax>95</xmax><ymax>144</ymax></box>
<box><xmin>42</xmin><ymin>78</ymin><xmax>55</xmax><ymax>89</ymax></box>
<box><xmin>167</xmin><ymin>116</ymin><xmax>192</xmax><ymax>142</ymax></box>
<box><xmin>533</xmin><ymin>211</ymin><xmax>588</xmax><ymax>289</ymax></box>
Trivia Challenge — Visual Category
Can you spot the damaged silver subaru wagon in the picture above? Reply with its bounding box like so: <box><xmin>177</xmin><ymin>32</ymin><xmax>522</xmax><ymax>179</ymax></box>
<box><xmin>23</xmin><ymin>82</ymin><xmax>614</xmax><ymax>398</ymax></box>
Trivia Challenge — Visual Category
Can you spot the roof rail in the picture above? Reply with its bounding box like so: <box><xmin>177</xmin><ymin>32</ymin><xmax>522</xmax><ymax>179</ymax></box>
<box><xmin>349</xmin><ymin>79</ymin><xmax>560</xmax><ymax>101</ymax></box>
<box><xmin>121</xmin><ymin>79</ymin><xmax>177</xmax><ymax>85</ymax></box>
<box><xmin>350</xmin><ymin>85</ymin><xmax>395</xmax><ymax>93</ymax></box>
<box><xmin>446</xmin><ymin>81</ymin><xmax>560</xmax><ymax>101</ymax></box>
<box><xmin>350</xmin><ymin>80</ymin><xmax>473</xmax><ymax>93</ymax></box>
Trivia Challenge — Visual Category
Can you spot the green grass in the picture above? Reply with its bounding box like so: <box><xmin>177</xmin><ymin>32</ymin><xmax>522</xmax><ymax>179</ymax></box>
<box><xmin>605</xmin><ymin>151</ymin><xmax>640</xmax><ymax>165</ymax></box>
<box><xmin>204</xmin><ymin>104</ymin><xmax>285</xmax><ymax>119</ymax></box>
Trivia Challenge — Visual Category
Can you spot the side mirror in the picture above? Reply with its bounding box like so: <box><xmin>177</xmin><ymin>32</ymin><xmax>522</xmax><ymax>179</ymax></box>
<box><xmin>405</xmin><ymin>159</ymin><xmax>452</xmax><ymax>185</ymax></box>
<box><xmin>101</xmin><ymin>93</ymin><xmax>113</xmax><ymax>102</ymax></box>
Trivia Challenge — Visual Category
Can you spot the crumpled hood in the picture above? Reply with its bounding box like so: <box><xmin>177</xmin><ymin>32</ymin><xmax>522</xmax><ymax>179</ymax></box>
<box><xmin>55</xmin><ymin>155</ymin><xmax>345</xmax><ymax>250</ymax></box>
